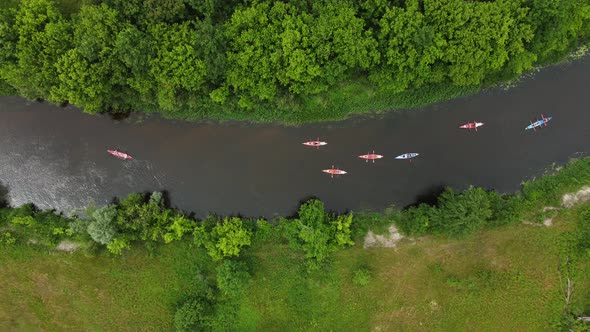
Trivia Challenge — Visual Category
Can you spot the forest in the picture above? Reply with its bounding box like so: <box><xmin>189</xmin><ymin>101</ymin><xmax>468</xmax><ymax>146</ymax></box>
<box><xmin>0</xmin><ymin>0</ymin><xmax>589</xmax><ymax>122</ymax></box>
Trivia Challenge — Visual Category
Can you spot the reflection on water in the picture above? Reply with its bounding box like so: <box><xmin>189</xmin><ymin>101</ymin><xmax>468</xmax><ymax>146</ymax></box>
<box><xmin>0</xmin><ymin>134</ymin><xmax>169</xmax><ymax>213</ymax></box>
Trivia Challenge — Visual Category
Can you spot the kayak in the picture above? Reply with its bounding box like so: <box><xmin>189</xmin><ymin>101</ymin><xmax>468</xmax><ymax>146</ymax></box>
<box><xmin>359</xmin><ymin>151</ymin><xmax>384</xmax><ymax>162</ymax></box>
<box><xmin>107</xmin><ymin>149</ymin><xmax>132</xmax><ymax>160</ymax></box>
<box><xmin>303</xmin><ymin>138</ymin><xmax>327</xmax><ymax>147</ymax></box>
<box><xmin>322</xmin><ymin>166</ymin><xmax>347</xmax><ymax>177</ymax></box>
<box><xmin>395</xmin><ymin>153</ymin><xmax>419</xmax><ymax>160</ymax></box>
<box><xmin>459</xmin><ymin>121</ymin><xmax>484</xmax><ymax>130</ymax></box>
<box><xmin>525</xmin><ymin>115</ymin><xmax>552</xmax><ymax>130</ymax></box>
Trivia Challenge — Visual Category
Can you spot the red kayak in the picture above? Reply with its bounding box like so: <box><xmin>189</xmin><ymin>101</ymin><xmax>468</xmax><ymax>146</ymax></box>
<box><xmin>302</xmin><ymin>138</ymin><xmax>327</xmax><ymax>147</ymax></box>
<box><xmin>322</xmin><ymin>165</ymin><xmax>347</xmax><ymax>178</ymax></box>
<box><xmin>359</xmin><ymin>150</ymin><xmax>383</xmax><ymax>163</ymax></box>
<box><xmin>107</xmin><ymin>149</ymin><xmax>132</xmax><ymax>160</ymax></box>
<box><xmin>459</xmin><ymin>121</ymin><xmax>484</xmax><ymax>131</ymax></box>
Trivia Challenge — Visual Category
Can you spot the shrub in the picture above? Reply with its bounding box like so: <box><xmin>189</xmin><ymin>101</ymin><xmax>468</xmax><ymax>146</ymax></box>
<box><xmin>351</xmin><ymin>210</ymin><xmax>397</xmax><ymax>241</ymax></box>
<box><xmin>87</xmin><ymin>204</ymin><xmax>117</xmax><ymax>245</ymax></box>
<box><xmin>164</xmin><ymin>214</ymin><xmax>195</xmax><ymax>243</ymax></box>
<box><xmin>68</xmin><ymin>217</ymin><xmax>89</xmax><ymax>235</ymax></box>
<box><xmin>215</xmin><ymin>260</ymin><xmax>250</xmax><ymax>299</ymax></box>
<box><xmin>174</xmin><ymin>297</ymin><xmax>211</xmax><ymax>332</ymax></box>
<box><xmin>430</xmin><ymin>187</ymin><xmax>493</xmax><ymax>237</ymax></box>
<box><xmin>352</xmin><ymin>268</ymin><xmax>371</xmax><ymax>286</ymax></box>
<box><xmin>106</xmin><ymin>236</ymin><xmax>131</xmax><ymax>255</ymax></box>
<box><xmin>0</xmin><ymin>232</ymin><xmax>16</xmax><ymax>246</ymax></box>
<box><xmin>194</xmin><ymin>217</ymin><xmax>252</xmax><ymax>261</ymax></box>
<box><xmin>397</xmin><ymin>204</ymin><xmax>434</xmax><ymax>236</ymax></box>
<box><xmin>253</xmin><ymin>218</ymin><xmax>273</xmax><ymax>242</ymax></box>
<box><xmin>281</xmin><ymin>199</ymin><xmax>355</xmax><ymax>270</ymax></box>
<box><xmin>489</xmin><ymin>194</ymin><xmax>526</xmax><ymax>226</ymax></box>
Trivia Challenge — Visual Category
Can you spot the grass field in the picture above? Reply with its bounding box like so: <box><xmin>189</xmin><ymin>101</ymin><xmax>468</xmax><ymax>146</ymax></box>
<box><xmin>0</xmin><ymin>242</ymin><xmax>215</xmax><ymax>331</ymax></box>
<box><xmin>2</xmin><ymin>202</ymin><xmax>588</xmax><ymax>331</ymax></box>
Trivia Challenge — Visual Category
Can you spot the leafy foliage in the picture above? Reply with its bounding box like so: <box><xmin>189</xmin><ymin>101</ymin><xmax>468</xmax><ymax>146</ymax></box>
<box><xmin>1</xmin><ymin>0</ymin><xmax>588</xmax><ymax>122</ymax></box>
<box><xmin>281</xmin><ymin>199</ymin><xmax>354</xmax><ymax>269</ymax></box>
<box><xmin>174</xmin><ymin>296</ymin><xmax>212</xmax><ymax>332</ymax></box>
<box><xmin>87</xmin><ymin>204</ymin><xmax>118</xmax><ymax>245</ymax></box>
<box><xmin>352</xmin><ymin>267</ymin><xmax>371</xmax><ymax>286</ymax></box>
<box><xmin>215</xmin><ymin>260</ymin><xmax>251</xmax><ymax>299</ymax></box>
<box><xmin>194</xmin><ymin>217</ymin><xmax>252</xmax><ymax>261</ymax></box>
<box><xmin>430</xmin><ymin>187</ymin><xmax>494</xmax><ymax>237</ymax></box>
<box><xmin>3</xmin><ymin>0</ymin><xmax>72</xmax><ymax>99</ymax></box>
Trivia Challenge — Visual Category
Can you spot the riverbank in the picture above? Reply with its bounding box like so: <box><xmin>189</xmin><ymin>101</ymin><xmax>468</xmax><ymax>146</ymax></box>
<box><xmin>1</xmin><ymin>0</ymin><xmax>588</xmax><ymax>124</ymax></box>
<box><xmin>1</xmin><ymin>196</ymin><xmax>589</xmax><ymax>331</ymax></box>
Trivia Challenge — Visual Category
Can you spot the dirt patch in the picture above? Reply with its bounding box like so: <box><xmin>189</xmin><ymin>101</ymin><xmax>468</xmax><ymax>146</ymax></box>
<box><xmin>364</xmin><ymin>224</ymin><xmax>404</xmax><ymax>248</ymax></box>
<box><xmin>524</xmin><ymin>186</ymin><xmax>590</xmax><ymax>227</ymax></box>
<box><xmin>33</xmin><ymin>272</ymin><xmax>54</xmax><ymax>302</ymax></box>
<box><xmin>56</xmin><ymin>241</ymin><xmax>79</xmax><ymax>253</ymax></box>
<box><xmin>562</xmin><ymin>186</ymin><xmax>590</xmax><ymax>208</ymax></box>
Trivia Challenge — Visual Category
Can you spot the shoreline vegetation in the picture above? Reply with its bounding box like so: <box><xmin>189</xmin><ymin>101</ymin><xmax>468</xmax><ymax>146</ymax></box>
<box><xmin>0</xmin><ymin>0</ymin><xmax>589</xmax><ymax>124</ymax></box>
<box><xmin>1</xmin><ymin>157</ymin><xmax>590</xmax><ymax>330</ymax></box>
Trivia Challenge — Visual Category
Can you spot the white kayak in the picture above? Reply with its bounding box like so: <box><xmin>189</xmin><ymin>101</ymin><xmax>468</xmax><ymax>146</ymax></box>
<box><xmin>395</xmin><ymin>153</ymin><xmax>419</xmax><ymax>160</ymax></box>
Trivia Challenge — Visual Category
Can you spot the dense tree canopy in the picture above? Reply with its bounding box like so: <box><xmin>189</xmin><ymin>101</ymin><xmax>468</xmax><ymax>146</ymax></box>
<box><xmin>0</xmin><ymin>0</ymin><xmax>588</xmax><ymax>120</ymax></box>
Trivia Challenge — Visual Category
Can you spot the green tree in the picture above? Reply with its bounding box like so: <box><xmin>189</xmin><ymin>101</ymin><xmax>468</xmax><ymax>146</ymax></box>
<box><xmin>164</xmin><ymin>214</ymin><xmax>195</xmax><ymax>243</ymax></box>
<box><xmin>529</xmin><ymin>0</ymin><xmax>590</xmax><ymax>63</ymax></box>
<box><xmin>194</xmin><ymin>217</ymin><xmax>252</xmax><ymax>261</ymax></box>
<box><xmin>431</xmin><ymin>187</ymin><xmax>493</xmax><ymax>237</ymax></box>
<box><xmin>174</xmin><ymin>297</ymin><xmax>211</xmax><ymax>332</ymax></box>
<box><xmin>51</xmin><ymin>4</ymin><xmax>129</xmax><ymax>113</ymax></box>
<box><xmin>148</xmin><ymin>22</ymin><xmax>208</xmax><ymax>112</ymax></box>
<box><xmin>115</xmin><ymin>191</ymin><xmax>173</xmax><ymax>244</ymax></box>
<box><xmin>398</xmin><ymin>203</ymin><xmax>435</xmax><ymax>236</ymax></box>
<box><xmin>87</xmin><ymin>204</ymin><xmax>118</xmax><ymax>245</ymax></box>
<box><xmin>424</xmin><ymin>0</ymin><xmax>535</xmax><ymax>86</ymax></box>
<box><xmin>1</xmin><ymin>0</ymin><xmax>72</xmax><ymax>99</ymax></box>
<box><xmin>215</xmin><ymin>260</ymin><xmax>250</xmax><ymax>298</ymax></box>
<box><xmin>223</xmin><ymin>0</ymin><xmax>378</xmax><ymax>107</ymax></box>
<box><xmin>370</xmin><ymin>0</ymin><xmax>446</xmax><ymax>92</ymax></box>
<box><xmin>282</xmin><ymin>199</ymin><xmax>354</xmax><ymax>269</ymax></box>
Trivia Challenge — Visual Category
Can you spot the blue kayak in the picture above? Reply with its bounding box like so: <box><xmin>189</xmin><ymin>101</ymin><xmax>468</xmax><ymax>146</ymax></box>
<box><xmin>525</xmin><ymin>115</ymin><xmax>552</xmax><ymax>130</ymax></box>
<box><xmin>395</xmin><ymin>153</ymin><xmax>419</xmax><ymax>160</ymax></box>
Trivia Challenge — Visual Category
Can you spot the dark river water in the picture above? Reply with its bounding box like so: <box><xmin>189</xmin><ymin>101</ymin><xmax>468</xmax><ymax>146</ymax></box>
<box><xmin>1</xmin><ymin>56</ymin><xmax>589</xmax><ymax>217</ymax></box>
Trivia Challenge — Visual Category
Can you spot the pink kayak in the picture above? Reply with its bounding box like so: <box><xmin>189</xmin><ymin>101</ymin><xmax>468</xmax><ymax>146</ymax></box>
<box><xmin>358</xmin><ymin>151</ymin><xmax>384</xmax><ymax>163</ymax></box>
<box><xmin>107</xmin><ymin>149</ymin><xmax>132</xmax><ymax>160</ymax></box>
<box><xmin>459</xmin><ymin>121</ymin><xmax>484</xmax><ymax>131</ymax></box>
<box><xmin>302</xmin><ymin>138</ymin><xmax>327</xmax><ymax>147</ymax></box>
<box><xmin>322</xmin><ymin>165</ymin><xmax>347</xmax><ymax>178</ymax></box>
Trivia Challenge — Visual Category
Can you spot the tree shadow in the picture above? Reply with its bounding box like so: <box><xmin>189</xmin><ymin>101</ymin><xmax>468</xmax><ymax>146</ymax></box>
<box><xmin>405</xmin><ymin>184</ymin><xmax>447</xmax><ymax>209</ymax></box>
<box><xmin>0</xmin><ymin>180</ymin><xmax>9</xmax><ymax>208</ymax></box>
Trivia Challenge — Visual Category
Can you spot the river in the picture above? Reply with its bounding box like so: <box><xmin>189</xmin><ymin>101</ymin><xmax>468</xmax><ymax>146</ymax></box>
<box><xmin>1</xmin><ymin>56</ymin><xmax>589</xmax><ymax>217</ymax></box>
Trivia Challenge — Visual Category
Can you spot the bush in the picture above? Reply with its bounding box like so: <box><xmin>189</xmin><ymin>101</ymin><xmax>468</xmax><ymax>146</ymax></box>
<box><xmin>352</xmin><ymin>268</ymin><xmax>371</xmax><ymax>286</ymax></box>
<box><xmin>351</xmin><ymin>210</ymin><xmax>397</xmax><ymax>241</ymax></box>
<box><xmin>174</xmin><ymin>297</ymin><xmax>211</xmax><ymax>332</ymax></box>
<box><xmin>397</xmin><ymin>204</ymin><xmax>434</xmax><ymax>236</ymax></box>
<box><xmin>0</xmin><ymin>231</ymin><xmax>16</xmax><ymax>246</ymax></box>
<box><xmin>489</xmin><ymin>194</ymin><xmax>526</xmax><ymax>226</ymax></box>
<box><xmin>193</xmin><ymin>217</ymin><xmax>252</xmax><ymax>261</ymax></box>
<box><xmin>429</xmin><ymin>187</ymin><xmax>493</xmax><ymax>238</ymax></box>
<box><xmin>280</xmin><ymin>199</ymin><xmax>355</xmax><ymax>270</ymax></box>
<box><xmin>68</xmin><ymin>217</ymin><xmax>89</xmax><ymax>235</ymax></box>
<box><xmin>87</xmin><ymin>204</ymin><xmax>117</xmax><ymax>245</ymax></box>
<box><xmin>253</xmin><ymin>218</ymin><xmax>273</xmax><ymax>242</ymax></box>
<box><xmin>215</xmin><ymin>260</ymin><xmax>250</xmax><ymax>299</ymax></box>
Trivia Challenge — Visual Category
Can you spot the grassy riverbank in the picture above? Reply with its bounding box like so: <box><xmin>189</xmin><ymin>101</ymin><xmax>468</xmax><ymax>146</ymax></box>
<box><xmin>1</xmin><ymin>205</ymin><xmax>588</xmax><ymax>331</ymax></box>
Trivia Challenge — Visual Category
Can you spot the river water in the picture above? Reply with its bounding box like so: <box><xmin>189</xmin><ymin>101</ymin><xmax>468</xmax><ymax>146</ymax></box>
<box><xmin>1</xmin><ymin>57</ymin><xmax>589</xmax><ymax>217</ymax></box>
